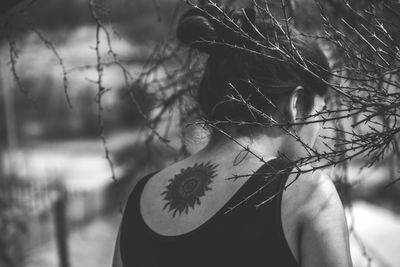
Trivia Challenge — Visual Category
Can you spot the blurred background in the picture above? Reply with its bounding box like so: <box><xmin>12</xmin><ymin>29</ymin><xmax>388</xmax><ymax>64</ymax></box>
<box><xmin>0</xmin><ymin>1</ymin><xmax>399</xmax><ymax>267</ymax></box>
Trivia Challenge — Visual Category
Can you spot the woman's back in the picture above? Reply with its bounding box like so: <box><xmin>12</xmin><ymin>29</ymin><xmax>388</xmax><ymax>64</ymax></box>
<box><xmin>113</xmin><ymin>4</ymin><xmax>353</xmax><ymax>267</ymax></box>
<box><xmin>119</xmin><ymin>157</ymin><xmax>298</xmax><ymax>267</ymax></box>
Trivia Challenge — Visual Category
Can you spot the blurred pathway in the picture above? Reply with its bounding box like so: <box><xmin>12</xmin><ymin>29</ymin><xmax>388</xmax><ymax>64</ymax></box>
<box><xmin>25</xmin><ymin>212</ymin><xmax>121</xmax><ymax>267</ymax></box>
<box><xmin>349</xmin><ymin>201</ymin><xmax>400</xmax><ymax>267</ymax></box>
<box><xmin>3</xmin><ymin>131</ymin><xmax>139</xmax><ymax>192</ymax></box>
<box><xmin>24</xmin><ymin>201</ymin><xmax>400</xmax><ymax>267</ymax></box>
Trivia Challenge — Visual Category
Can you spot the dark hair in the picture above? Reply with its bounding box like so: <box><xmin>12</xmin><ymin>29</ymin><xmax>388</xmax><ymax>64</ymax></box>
<box><xmin>177</xmin><ymin>4</ymin><xmax>330</xmax><ymax>123</ymax></box>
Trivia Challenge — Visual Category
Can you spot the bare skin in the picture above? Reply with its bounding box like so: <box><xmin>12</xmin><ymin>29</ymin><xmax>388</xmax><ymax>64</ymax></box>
<box><xmin>112</xmin><ymin>87</ymin><xmax>353</xmax><ymax>267</ymax></box>
<box><xmin>282</xmin><ymin>167</ymin><xmax>352</xmax><ymax>266</ymax></box>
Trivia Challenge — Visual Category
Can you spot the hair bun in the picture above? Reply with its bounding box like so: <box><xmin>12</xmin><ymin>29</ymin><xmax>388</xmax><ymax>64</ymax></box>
<box><xmin>177</xmin><ymin>5</ymin><xmax>262</xmax><ymax>55</ymax></box>
<box><xmin>176</xmin><ymin>5</ymin><xmax>221</xmax><ymax>54</ymax></box>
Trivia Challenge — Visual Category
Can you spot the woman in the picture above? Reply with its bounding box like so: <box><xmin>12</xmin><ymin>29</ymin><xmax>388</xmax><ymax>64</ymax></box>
<box><xmin>113</xmin><ymin>4</ymin><xmax>352</xmax><ymax>267</ymax></box>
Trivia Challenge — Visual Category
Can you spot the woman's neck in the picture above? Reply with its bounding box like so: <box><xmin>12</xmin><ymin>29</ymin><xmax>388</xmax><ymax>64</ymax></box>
<box><xmin>199</xmin><ymin>128</ymin><xmax>285</xmax><ymax>161</ymax></box>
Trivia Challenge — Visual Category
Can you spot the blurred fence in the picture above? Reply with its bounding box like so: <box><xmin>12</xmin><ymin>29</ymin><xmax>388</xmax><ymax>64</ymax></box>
<box><xmin>0</xmin><ymin>177</ymin><xmax>69</xmax><ymax>267</ymax></box>
<box><xmin>0</xmin><ymin>178</ymin><xmax>61</xmax><ymax>215</ymax></box>
<box><xmin>0</xmin><ymin>170</ymin><xmax>132</xmax><ymax>267</ymax></box>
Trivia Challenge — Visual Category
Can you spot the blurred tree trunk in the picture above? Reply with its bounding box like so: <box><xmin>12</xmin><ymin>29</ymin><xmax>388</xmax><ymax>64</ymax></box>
<box><xmin>0</xmin><ymin>72</ymin><xmax>3</xmax><ymax>177</ymax></box>
<box><xmin>54</xmin><ymin>192</ymin><xmax>70</xmax><ymax>267</ymax></box>
<box><xmin>2</xmin><ymin>81</ymin><xmax>18</xmax><ymax>150</ymax></box>
<box><xmin>0</xmin><ymin>63</ymin><xmax>19</xmax><ymax>178</ymax></box>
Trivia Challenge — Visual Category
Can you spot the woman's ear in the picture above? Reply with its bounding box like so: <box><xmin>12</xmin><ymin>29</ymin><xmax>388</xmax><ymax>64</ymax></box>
<box><xmin>288</xmin><ymin>86</ymin><xmax>305</xmax><ymax>122</ymax></box>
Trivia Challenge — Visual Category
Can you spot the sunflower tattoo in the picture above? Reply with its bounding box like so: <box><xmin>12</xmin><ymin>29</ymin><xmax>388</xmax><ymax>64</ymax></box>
<box><xmin>161</xmin><ymin>162</ymin><xmax>218</xmax><ymax>217</ymax></box>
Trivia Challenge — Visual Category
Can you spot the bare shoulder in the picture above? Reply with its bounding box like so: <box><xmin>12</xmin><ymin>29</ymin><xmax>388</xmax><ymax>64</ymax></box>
<box><xmin>284</xmin><ymin>167</ymin><xmax>345</xmax><ymax>227</ymax></box>
<box><xmin>305</xmin><ymin>169</ymin><xmax>342</xmax><ymax>218</ymax></box>
<box><xmin>283</xmin><ymin>167</ymin><xmax>352</xmax><ymax>267</ymax></box>
<box><xmin>289</xmin><ymin>167</ymin><xmax>340</xmax><ymax>203</ymax></box>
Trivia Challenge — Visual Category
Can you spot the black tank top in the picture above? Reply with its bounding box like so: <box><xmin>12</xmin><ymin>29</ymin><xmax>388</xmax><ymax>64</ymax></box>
<box><xmin>119</xmin><ymin>158</ymin><xmax>298</xmax><ymax>267</ymax></box>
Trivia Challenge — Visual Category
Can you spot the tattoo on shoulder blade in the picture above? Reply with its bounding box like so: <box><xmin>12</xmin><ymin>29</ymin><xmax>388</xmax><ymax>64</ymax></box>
<box><xmin>161</xmin><ymin>162</ymin><xmax>218</xmax><ymax>217</ymax></box>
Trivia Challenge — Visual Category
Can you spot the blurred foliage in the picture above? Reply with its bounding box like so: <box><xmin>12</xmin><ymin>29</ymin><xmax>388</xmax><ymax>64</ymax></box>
<box><xmin>0</xmin><ymin>84</ymin><xmax>155</xmax><ymax>140</ymax></box>
<box><xmin>5</xmin><ymin>0</ymin><xmax>179</xmax><ymax>43</ymax></box>
<box><xmin>115</xmin><ymin>82</ymin><xmax>155</xmax><ymax>128</ymax></box>
<box><xmin>0</xmin><ymin>0</ymin><xmax>180</xmax><ymax>143</ymax></box>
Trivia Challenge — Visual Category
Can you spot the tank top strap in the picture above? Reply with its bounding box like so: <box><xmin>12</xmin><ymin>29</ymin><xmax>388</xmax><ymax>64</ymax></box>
<box><xmin>221</xmin><ymin>157</ymin><xmax>294</xmax><ymax>221</ymax></box>
<box><xmin>120</xmin><ymin>170</ymin><xmax>159</xmax><ymax>262</ymax></box>
<box><xmin>245</xmin><ymin>158</ymin><xmax>296</xmax><ymax>261</ymax></box>
<box><xmin>258</xmin><ymin>158</ymin><xmax>297</xmax><ymax>264</ymax></box>
<box><xmin>232</xmin><ymin>158</ymin><xmax>293</xmax><ymax>207</ymax></box>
